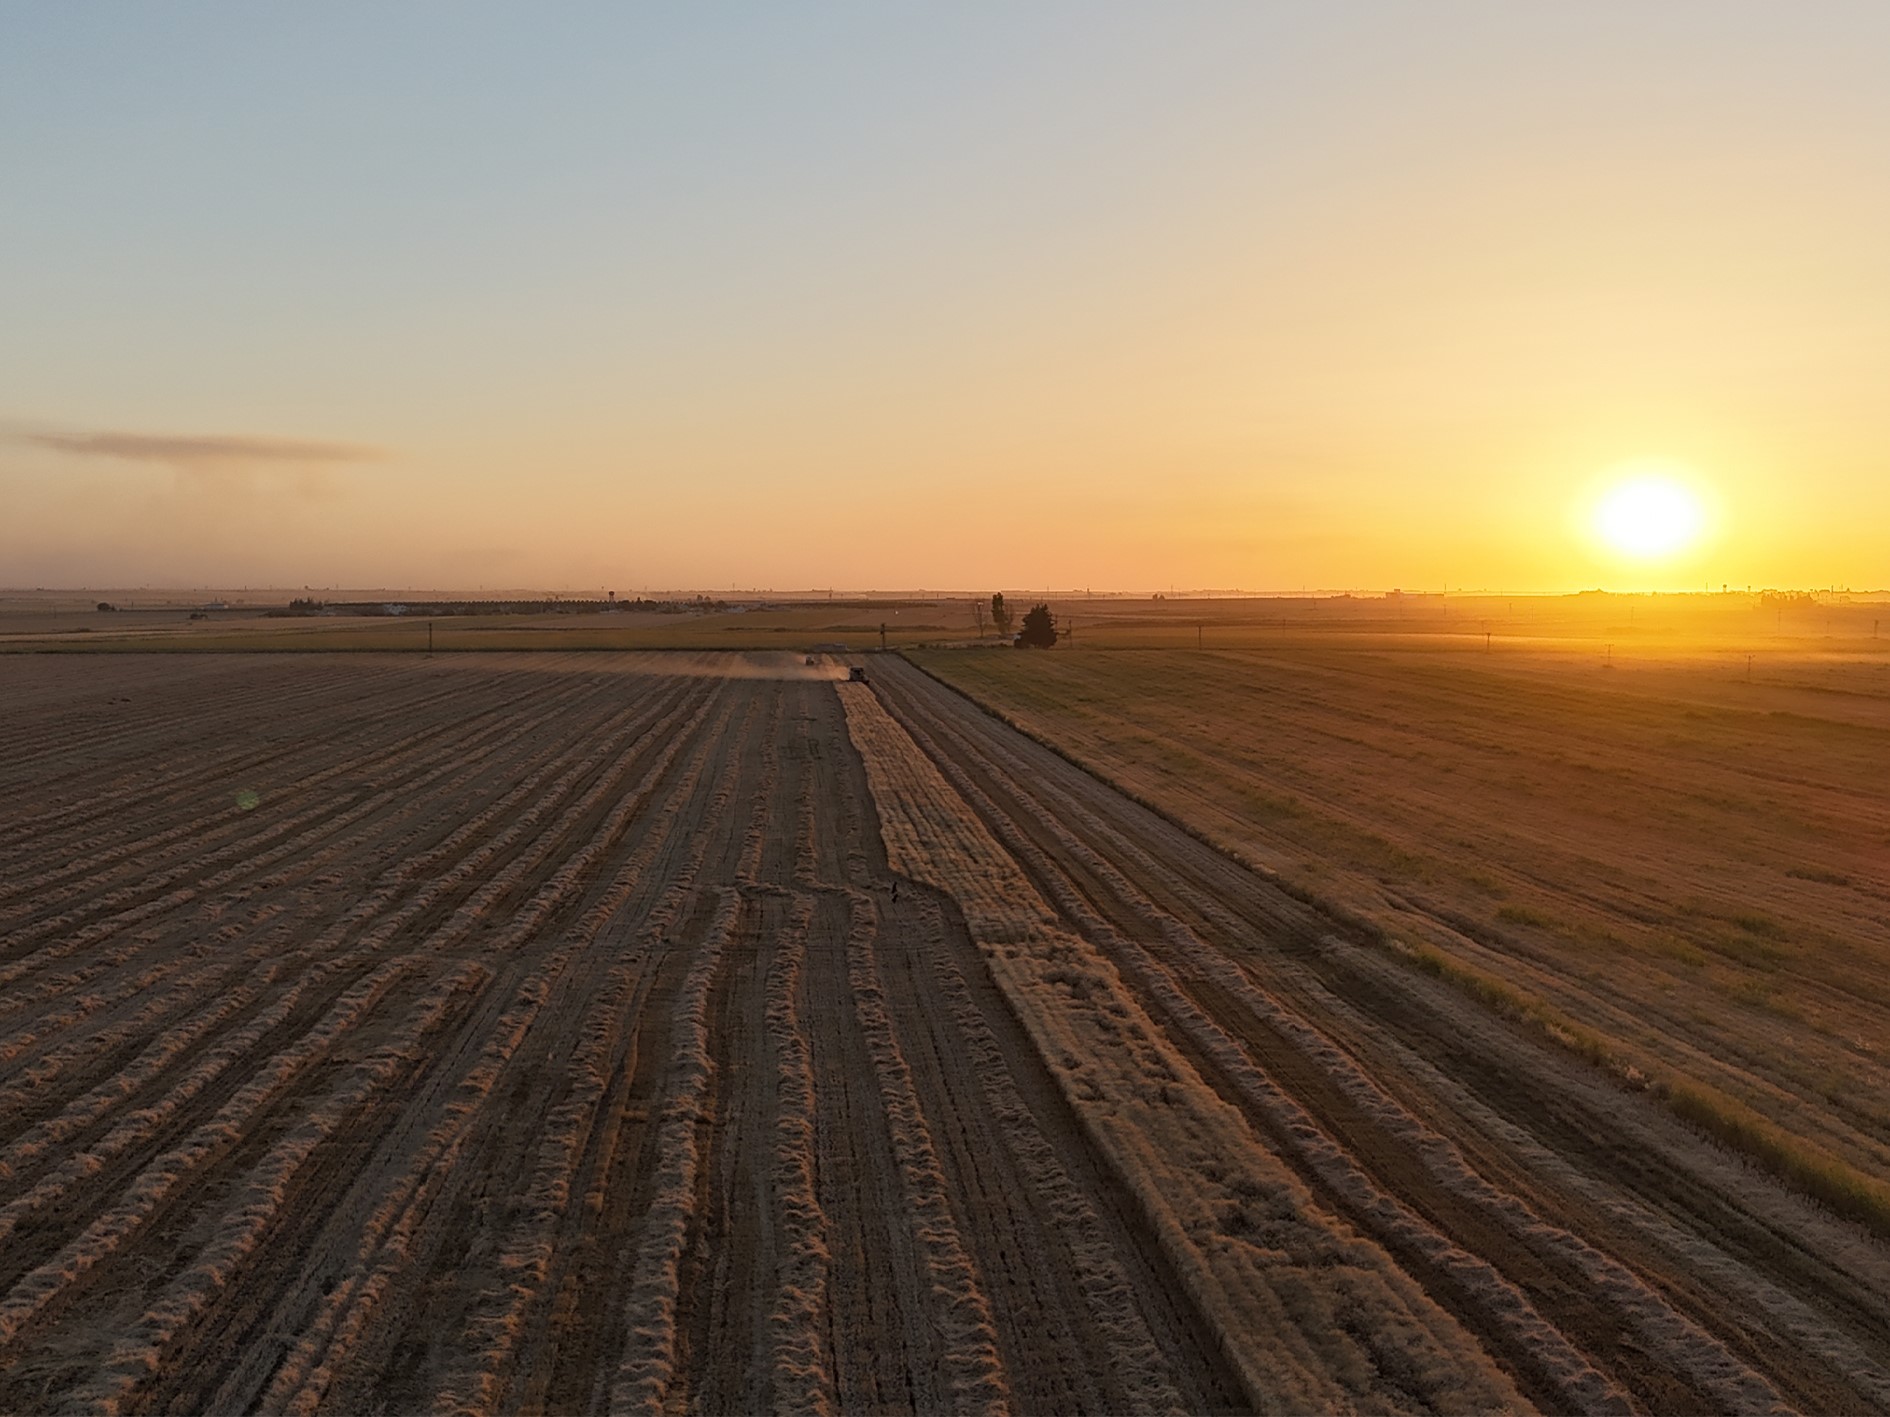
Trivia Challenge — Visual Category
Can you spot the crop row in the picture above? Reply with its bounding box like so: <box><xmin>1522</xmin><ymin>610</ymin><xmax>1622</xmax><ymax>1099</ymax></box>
<box><xmin>0</xmin><ymin>678</ymin><xmax>700</xmax><ymax>1142</ymax></box>
<box><xmin>0</xmin><ymin>677</ymin><xmax>723</xmax><ymax>1380</ymax></box>
<box><xmin>762</xmin><ymin>892</ymin><xmax>832</xmax><ymax>1416</ymax></box>
<box><xmin>839</xmin><ymin>681</ymin><xmax>1524</xmax><ymax>1414</ymax></box>
<box><xmin>881</xmin><ymin>663</ymin><xmax>1870</xmax><ymax>1411</ymax></box>
<box><xmin>0</xmin><ymin>666</ymin><xmax>638</xmax><ymax>1010</ymax></box>
<box><xmin>0</xmin><ymin>659</ymin><xmax>491</xmax><ymax>852</ymax></box>
<box><xmin>439</xmin><ymin>691</ymin><xmax>764</xmax><ymax>1415</ymax></box>
<box><xmin>0</xmin><ymin>662</ymin><xmax>604</xmax><ymax>932</ymax></box>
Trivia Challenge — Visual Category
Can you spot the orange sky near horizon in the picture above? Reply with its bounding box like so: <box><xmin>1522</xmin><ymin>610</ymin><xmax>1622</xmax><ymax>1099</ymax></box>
<box><xmin>2</xmin><ymin>7</ymin><xmax>1885</xmax><ymax>593</ymax></box>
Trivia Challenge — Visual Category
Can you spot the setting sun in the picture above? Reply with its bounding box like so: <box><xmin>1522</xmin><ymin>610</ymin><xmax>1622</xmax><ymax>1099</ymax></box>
<box><xmin>1593</xmin><ymin>472</ymin><xmax>1707</xmax><ymax>560</ymax></box>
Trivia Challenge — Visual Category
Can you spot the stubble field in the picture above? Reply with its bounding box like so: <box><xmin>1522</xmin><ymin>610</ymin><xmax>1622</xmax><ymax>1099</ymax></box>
<box><xmin>913</xmin><ymin>646</ymin><xmax>1890</xmax><ymax>1215</ymax></box>
<box><xmin>3</xmin><ymin>649</ymin><xmax>1887</xmax><ymax>1413</ymax></box>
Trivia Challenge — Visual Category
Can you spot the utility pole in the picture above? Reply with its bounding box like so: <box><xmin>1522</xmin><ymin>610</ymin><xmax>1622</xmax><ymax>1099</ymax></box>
<box><xmin>428</xmin><ymin>620</ymin><xmax>434</xmax><ymax>656</ymax></box>
<box><xmin>1197</xmin><ymin>622</ymin><xmax>1203</xmax><ymax>651</ymax></box>
<box><xmin>879</xmin><ymin>622</ymin><xmax>887</xmax><ymax>653</ymax></box>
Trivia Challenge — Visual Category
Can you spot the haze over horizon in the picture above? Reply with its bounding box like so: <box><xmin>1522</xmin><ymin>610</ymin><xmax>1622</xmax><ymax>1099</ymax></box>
<box><xmin>4</xmin><ymin>5</ymin><xmax>1885</xmax><ymax>593</ymax></box>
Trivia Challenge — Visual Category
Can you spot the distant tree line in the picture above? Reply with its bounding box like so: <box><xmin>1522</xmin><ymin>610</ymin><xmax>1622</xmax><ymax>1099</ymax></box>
<box><xmin>280</xmin><ymin>596</ymin><xmax>732</xmax><ymax>618</ymax></box>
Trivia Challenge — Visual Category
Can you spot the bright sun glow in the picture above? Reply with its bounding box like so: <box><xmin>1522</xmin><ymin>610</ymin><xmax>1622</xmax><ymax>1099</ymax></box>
<box><xmin>1593</xmin><ymin>474</ymin><xmax>1706</xmax><ymax>559</ymax></box>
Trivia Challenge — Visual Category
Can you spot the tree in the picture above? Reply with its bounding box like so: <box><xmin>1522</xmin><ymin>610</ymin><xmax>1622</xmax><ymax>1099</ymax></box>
<box><xmin>991</xmin><ymin>593</ymin><xmax>1012</xmax><ymax>640</ymax></box>
<box><xmin>1015</xmin><ymin>602</ymin><xmax>1058</xmax><ymax>649</ymax></box>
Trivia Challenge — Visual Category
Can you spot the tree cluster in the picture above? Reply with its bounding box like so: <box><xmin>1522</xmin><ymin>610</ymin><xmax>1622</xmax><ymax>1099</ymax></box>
<box><xmin>1015</xmin><ymin>602</ymin><xmax>1057</xmax><ymax>649</ymax></box>
<box><xmin>982</xmin><ymin>593</ymin><xmax>1058</xmax><ymax>649</ymax></box>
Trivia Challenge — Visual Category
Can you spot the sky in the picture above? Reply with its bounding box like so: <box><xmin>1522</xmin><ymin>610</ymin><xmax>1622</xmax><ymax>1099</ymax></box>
<box><xmin>3</xmin><ymin>3</ymin><xmax>1885</xmax><ymax>593</ymax></box>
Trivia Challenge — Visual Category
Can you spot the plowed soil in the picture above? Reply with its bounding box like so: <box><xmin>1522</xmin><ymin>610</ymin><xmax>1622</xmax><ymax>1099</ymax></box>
<box><xmin>2</xmin><ymin>650</ymin><xmax>1885</xmax><ymax>1414</ymax></box>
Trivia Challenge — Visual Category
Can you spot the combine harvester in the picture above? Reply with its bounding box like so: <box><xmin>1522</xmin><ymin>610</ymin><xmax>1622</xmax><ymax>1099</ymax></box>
<box><xmin>807</xmin><ymin>640</ymin><xmax>868</xmax><ymax>682</ymax></box>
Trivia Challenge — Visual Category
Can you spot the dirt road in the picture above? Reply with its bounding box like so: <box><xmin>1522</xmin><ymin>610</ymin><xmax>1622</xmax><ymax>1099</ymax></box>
<box><xmin>1</xmin><ymin>651</ymin><xmax>1884</xmax><ymax>1412</ymax></box>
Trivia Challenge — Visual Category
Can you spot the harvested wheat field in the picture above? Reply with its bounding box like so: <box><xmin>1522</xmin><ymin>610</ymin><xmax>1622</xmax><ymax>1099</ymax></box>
<box><xmin>3</xmin><ymin>650</ymin><xmax>1888</xmax><ymax>1414</ymax></box>
<box><xmin>913</xmin><ymin>645</ymin><xmax>1890</xmax><ymax>1216</ymax></box>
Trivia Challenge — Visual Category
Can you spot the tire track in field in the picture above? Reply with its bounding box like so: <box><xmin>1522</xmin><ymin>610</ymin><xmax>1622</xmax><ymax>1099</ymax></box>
<box><xmin>872</xmin><ymin>887</ymin><xmax>1193</xmax><ymax>1415</ymax></box>
<box><xmin>819</xmin><ymin>683</ymin><xmax>1242</xmax><ymax>1412</ymax></box>
<box><xmin>667</xmin><ymin>689</ymin><xmax>803</xmax><ymax>1414</ymax></box>
<box><xmin>837</xmin><ymin>889</ymin><xmax>1010</xmax><ymax>1416</ymax></box>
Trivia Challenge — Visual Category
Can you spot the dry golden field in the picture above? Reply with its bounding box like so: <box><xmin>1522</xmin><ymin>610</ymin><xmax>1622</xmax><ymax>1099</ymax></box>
<box><xmin>2</xmin><ymin>647</ymin><xmax>1888</xmax><ymax>1412</ymax></box>
<box><xmin>914</xmin><ymin>644</ymin><xmax>1890</xmax><ymax>1218</ymax></box>
<box><xmin>0</xmin><ymin>594</ymin><xmax>969</xmax><ymax>655</ymax></box>
<box><xmin>6</xmin><ymin>587</ymin><xmax>1884</xmax><ymax>657</ymax></box>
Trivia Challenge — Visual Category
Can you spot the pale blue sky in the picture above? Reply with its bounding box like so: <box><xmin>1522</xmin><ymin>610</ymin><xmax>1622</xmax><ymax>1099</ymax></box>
<box><xmin>4</xmin><ymin>4</ymin><xmax>1885</xmax><ymax>589</ymax></box>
